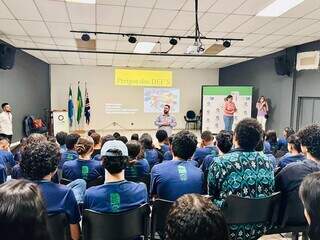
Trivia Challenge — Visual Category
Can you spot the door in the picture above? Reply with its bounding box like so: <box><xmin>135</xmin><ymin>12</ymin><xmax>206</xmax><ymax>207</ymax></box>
<box><xmin>297</xmin><ymin>97</ymin><xmax>320</xmax><ymax>130</ymax></box>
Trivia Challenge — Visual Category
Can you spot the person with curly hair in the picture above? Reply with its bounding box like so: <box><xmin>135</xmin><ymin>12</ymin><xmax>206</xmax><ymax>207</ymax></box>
<box><xmin>62</xmin><ymin>136</ymin><xmax>105</xmax><ymax>182</ymax></box>
<box><xmin>208</xmin><ymin>118</ymin><xmax>274</xmax><ymax>240</ymax></box>
<box><xmin>276</xmin><ymin>124</ymin><xmax>320</xmax><ymax>200</ymax></box>
<box><xmin>20</xmin><ymin>141</ymin><xmax>82</xmax><ymax>240</ymax></box>
<box><xmin>165</xmin><ymin>194</ymin><xmax>229</xmax><ymax>240</ymax></box>
<box><xmin>0</xmin><ymin>179</ymin><xmax>50</xmax><ymax>240</ymax></box>
<box><xmin>84</xmin><ymin>140</ymin><xmax>148</xmax><ymax>213</ymax></box>
<box><xmin>151</xmin><ymin>130</ymin><xmax>203</xmax><ymax>201</ymax></box>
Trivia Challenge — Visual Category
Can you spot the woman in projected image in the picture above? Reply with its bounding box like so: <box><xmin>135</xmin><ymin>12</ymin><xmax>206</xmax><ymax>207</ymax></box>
<box><xmin>223</xmin><ymin>95</ymin><xmax>237</xmax><ymax>132</ymax></box>
<box><xmin>256</xmin><ymin>96</ymin><xmax>269</xmax><ymax>131</ymax></box>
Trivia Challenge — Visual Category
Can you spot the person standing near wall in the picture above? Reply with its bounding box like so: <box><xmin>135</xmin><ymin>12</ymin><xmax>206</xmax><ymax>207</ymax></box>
<box><xmin>0</xmin><ymin>103</ymin><xmax>13</xmax><ymax>143</ymax></box>
<box><xmin>155</xmin><ymin>104</ymin><xmax>177</xmax><ymax>136</ymax></box>
<box><xmin>223</xmin><ymin>95</ymin><xmax>237</xmax><ymax>132</ymax></box>
<box><xmin>256</xmin><ymin>96</ymin><xmax>269</xmax><ymax>131</ymax></box>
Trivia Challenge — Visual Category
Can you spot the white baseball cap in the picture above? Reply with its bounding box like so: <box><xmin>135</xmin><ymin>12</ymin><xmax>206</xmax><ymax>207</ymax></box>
<box><xmin>101</xmin><ymin>140</ymin><xmax>128</xmax><ymax>156</ymax></box>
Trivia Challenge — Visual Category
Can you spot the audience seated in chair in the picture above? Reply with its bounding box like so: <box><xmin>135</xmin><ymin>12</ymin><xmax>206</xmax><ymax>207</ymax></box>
<box><xmin>84</xmin><ymin>140</ymin><xmax>148</xmax><ymax>213</ymax></box>
<box><xmin>87</xmin><ymin>129</ymin><xmax>96</xmax><ymax>137</ymax></box>
<box><xmin>277</xmin><ymin>127</ymin><xmax>295</xmax><ymax>153</ymax></box>
<box><xmin>192</xmin><ymin>130</ymin><xmax>218</xmax><ymax>166</ymax></box>
<box><xmin>0</xmin><ymin>136</ymin><xmax>16</xmax><ymax>175</ymax></box>
<box><xmin>165</xmin><ymin>194</ymin><xmax>229</xmax><ymax>240</ymax></box>
<box><xmin>201</xmin><ymin>130</ymin><xmax>233</xmax><ymax>172</ymax></box>
<box><xmin>156</xmin><ymin>130</ymin><xmax>170</xmax><ymax>155</ymax></box>
<box><xmin>256</xmin><ymin>139</ymin><xmax>277</xmax><ymax>170</ymax></box>
<box><xmin>62</xmin><ymin>136</ymin><xmax>105</xmax><ymax>182</ymax></box>
<box><xmin>208</xmin><ymin>118</ymin><xmax>275</xmax><ymax>240</ymax></box>
<box><xmin>59</xmin><ymin>133</ymin><xmax>80</xmax><ymax>170</ymax></box>
<box><xmin>163</xmin><ymin>135</ymin><xmax>174</xmax><ymax>161</ymax></box>
<box><xmin>56</xmin><ymin>131</ymin><xmax>68</xmax><ymax>153</ymax></box>
<box><xmin>131</xmin><ymin>133</ymin><xmax>139</xmax><ymax>141</ymax></box>
<box><xmin>278</xmin><ymin>134</ymin><xmax>305</xmax><ymax>170</ymax></box>
<box><xmin>299</xmin><ymin>172</ymin><xmax>320</xmax><ymax>240</ymax></box>
<box><xmin>20</xmin><ymin>141</ymin><xmax>84</xmax><ymax>240</ymax></box>
<box><xmin>276</xmin><ymin>124</ymin><xmax>320</xmax><ymax>204</ymax></box>
<box><xmin>92</xmin><ymin>134</ymin><xmax>116</xmax><ymax>161</ymax></box>
<box><xmin>90</xmin><ymin>132</ymin><xmax>101</xmax><ymax>158</ymax></box>
<box><xmin>0</xmin><ymin>179</ymin><xmax>50</xmax><ymax>240</ymax></box>
<box><xmin>125</xmin><ymin>140</ymin><xmax>150</xmax><ymax>179</ymax></box>
<box><xmin>151</xmin><ymin>130</ymin><xmax>204</xmax><ymax>201</ymax></box>
<box><xmin>265</xmin><ymin>130</ymin><xmax>278</xmax><ymax>156</ymax></box>
<box><xmin>140</xmin><ymin>133</ymin><xmax>162</xmax><ymax>169</ymax></box>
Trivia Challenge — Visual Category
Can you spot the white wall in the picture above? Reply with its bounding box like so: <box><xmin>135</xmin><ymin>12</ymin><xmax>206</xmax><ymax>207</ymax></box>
<box><xmin>50</xmin><ymin>65</ymin><xmax>218</xmax><ymax>131</ymax></box>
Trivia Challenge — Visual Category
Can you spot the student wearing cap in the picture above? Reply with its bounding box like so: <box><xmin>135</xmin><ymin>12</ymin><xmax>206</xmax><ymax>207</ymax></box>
<box><xmin>83</xmin><ymin>140</ymin><xmax>148</xmax><ymax>213</ymax></box>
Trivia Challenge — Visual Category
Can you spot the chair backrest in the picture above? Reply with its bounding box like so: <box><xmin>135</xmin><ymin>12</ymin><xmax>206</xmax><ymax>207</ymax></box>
<box><xmin>221</xmin><ymin>192</ymin><xmax>281</xmax><ymax>225</ymax></box>
<box><xmin>86</xmin><ymin>176</ymin><xmax>104</xmax><ymax>188</ymax></box>
<box><xmin>47</xmin><ymin>213</ymin><xmax>71</xmax><ymax>240</ymax></box>
<box><xmin>279</xmin><ymin>189</ymin><xmax>308</xmax><ymax>227</ymax></box>
<box><xmin>150</xmin><ymin>199</ymin><xmax>174</xmax><ymax>240</ymax></box>
<box><xmin>186</xmin><ymin>110</ymin><xmax>196</xmax><ymax>119</ymax></box>
<box><xmin>60</xmin><ymin>178</ymin><xmax>72</xmax><ymax>185</ymax></box>
<box><xmin>83</xmin><ymin>204</ymin><xmax>150</xmax><ymax>240</ymax></box>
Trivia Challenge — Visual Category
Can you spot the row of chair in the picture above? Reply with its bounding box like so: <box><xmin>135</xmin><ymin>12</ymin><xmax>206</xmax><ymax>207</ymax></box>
<box><xmin>47</xmin><ymin>190</ymin><xmax>309</xmax><ymax>240</ymax></box>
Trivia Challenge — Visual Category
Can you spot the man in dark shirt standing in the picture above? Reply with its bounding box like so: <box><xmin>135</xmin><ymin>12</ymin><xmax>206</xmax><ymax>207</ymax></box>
<box><xmin>276</xmin><ymin>124</ymin><xmax>320</xmax><ymax>195</ymax></box>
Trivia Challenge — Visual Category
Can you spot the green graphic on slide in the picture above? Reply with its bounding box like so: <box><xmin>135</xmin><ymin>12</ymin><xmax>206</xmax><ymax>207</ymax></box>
<box><xmin>203</xmin><ymin>86</ymin><xmax>252</xmax><ymax>96</ymax></box>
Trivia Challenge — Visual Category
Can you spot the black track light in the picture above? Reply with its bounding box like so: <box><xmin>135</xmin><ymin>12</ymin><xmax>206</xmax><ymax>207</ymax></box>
<box><xmin>223</xmin><ymin>40</ymin><xmax>231</xmax><ymax>48</ymax></box>
<box><xmin>81</xmin><ymin>33</ymin><xmax>90</xmax><ymax>42</ymax></box>
<box><xmin>169</xmin><ymin>38</ymin><xmax>178</xmax><ymax>46</ymax></box>
<box><xmin>128</xmin><ymin>36</ymin><xmax>137</xmax><ymax>44</ymax></box>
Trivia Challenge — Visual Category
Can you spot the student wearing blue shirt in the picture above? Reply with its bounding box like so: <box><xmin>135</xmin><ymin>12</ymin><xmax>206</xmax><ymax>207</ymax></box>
<box><xmin>151</xmin><ymin>130</ymin><xmax>204</xmax><ymax>201</ymax></box>
<box><xmin>140</xmin><ymin>133</ymin><xmax>162</xmax><ymax>168</ymax></box>
<box><xmin>91</xmin><ymin>132</ymin><xmax>102</xmax><ymax>158</ymax></box>
<box><xmin>278</xmin><ymin>134</ymin><xmax>305</xmax><ymax>170</ymax></box>
<box><xmin>20</xmin><ymin>141</ymin><xmax>83</xmax><ymax>240</ymax></box>
<box><xmin>0</xmin><ymin>164</ymin><xmax>6</xmax><ymax>184</ymax></box>
<box><xmin>84</xmin><ymin>140</ymin><xmax>148</xmax><ymax>213</ymax></box>
<box><xmin>59</xmin><ymin>133</ymin><xmax>80</xmax><ymax>170</ymax></box>
<box><xmin>201</xmin><ymin>130</ymin><xmax>233</xmax><ymax>172</ymax></box>
<box><xmin>62</xmin><ymin>136</ymin><xmax>105</xmax><ymax>182</ymax></box>
<box><xmin>0</xmin><ymin>137</ymin><xmax>15</xmax><ymax>175</ymax></box>
<box><xmin>163</xmin><ymin>135</ymin><xmax>174</xmax><ymax>161</ymax></box>
<box><xmin>56</xmin><ymin>131</ymin><xmax>68</xmax><ymax>153</ymax></box>
<box><xmin>156</xmin><ymin>129</ymin><xmax>170</xmax><ymax>154</ymax></box>
<box><xmin>192</xmin><ymin>130</ymin><xmax>218</xmax><ymax>166</ymax></box>
<box><xmin>125</xmin><ymin>140</ymin><xmax>150</xmax><ymax>179</ymax></box>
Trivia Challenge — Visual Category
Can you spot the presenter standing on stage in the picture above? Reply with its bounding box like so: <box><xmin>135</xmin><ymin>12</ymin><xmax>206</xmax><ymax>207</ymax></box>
<box><xmin>223</xmin><ymin>95</ymin><xmax>237</xmax><ymax>132</ymax></box>
<box><xmin>256</xmin><ymin>96</ymin><xmax>269</xmax><ymax>131</ymax></box>
<box><xmin>155</xmin><ymin>104</ymin><xmax>177</xmax><ymax>136</ymax></box>
<box><xmin>0</xmin><ymin>103</ymin><xmax>13</xmax><ymax>143</ymax></box>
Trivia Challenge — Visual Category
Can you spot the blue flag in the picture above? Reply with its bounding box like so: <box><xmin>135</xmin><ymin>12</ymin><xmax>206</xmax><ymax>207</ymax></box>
<box><xmin>84</xmin><ymin>83</ymin><xmax>91</xmax><ymax>125</ymax></box>
<box><xmin>68</xmin><ymin>86</ymin><xmax>74</xmax><ymax>126</ymax></box>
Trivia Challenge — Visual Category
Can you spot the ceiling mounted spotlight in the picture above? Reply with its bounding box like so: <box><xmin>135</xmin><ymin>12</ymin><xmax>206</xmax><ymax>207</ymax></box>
<box><xmin>81</xmin><ymin>33</ymin><xmax>90</xmax><ymax>42</ymax></box>
<box><xmin>169</xmin><ymin>38</ymin><xmax>178</xmax><ymax>46</ymax></box>
<box><xmin>128</xmin><ymin>36</ymin><xmax>137</xmax><ymax>44</ymax></box>
<box><xmin>223</xmin><ymin>40</ymin><xmax>231</xmax><ymax>48</ymax></box>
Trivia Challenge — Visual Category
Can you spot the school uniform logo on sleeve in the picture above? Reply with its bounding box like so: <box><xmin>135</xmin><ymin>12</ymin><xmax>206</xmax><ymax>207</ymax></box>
<box><xmin>81</xmin><ymin>166</ymin><xmax>89</xmax><ymax>180</ymax></box>
<box><xmin>110</xmin><ymin>193</ymin><xmax>120</xmax><ymax>212</ymax></box>
<box><xmin>177</xmin><ymin>165</ymin><xmax>188</xmax><ymax>181</ymax></box>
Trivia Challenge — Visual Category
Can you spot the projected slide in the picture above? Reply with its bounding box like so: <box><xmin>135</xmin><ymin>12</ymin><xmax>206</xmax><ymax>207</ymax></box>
<box><xmin>144</xmin><ymin>88</ymin><xmax>180</xmax><ymax>113</ymax></box>
<box><xmin>202</xmin><ymin>86</ymin><xmax>252</xmax><ymax>133</ymax></box>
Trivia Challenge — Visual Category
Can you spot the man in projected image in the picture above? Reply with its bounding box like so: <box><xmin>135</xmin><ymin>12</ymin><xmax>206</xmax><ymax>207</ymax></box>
<box><xmin>155</xmin><ymin>104</ymin><xmax>177</xmax><ymax>136</ymax></box>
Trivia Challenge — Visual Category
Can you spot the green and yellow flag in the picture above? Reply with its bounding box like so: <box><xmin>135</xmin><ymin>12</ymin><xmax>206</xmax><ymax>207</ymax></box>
<box><xmin>77</xmin><ymin>82</ymin><xmax>83</xmax><ymax>124</ymax></box>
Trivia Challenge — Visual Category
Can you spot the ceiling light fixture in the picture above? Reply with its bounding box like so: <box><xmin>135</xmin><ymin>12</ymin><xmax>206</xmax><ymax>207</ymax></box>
<box><xmin>223</xmin><ymin>40</ymin><xmax>231</xmax><ymax>48</ymax></box>
<box><xmin>134</xmin><ymin>42</ymin><xmax>156</xmax><ymax>54</ymax></box>
<box><xmin>128</xmin><ymin>36</ymin><xmax>137</xmax><ymax>44</ymax></box>
<box><xmin>257</xmin><ymin>0</ymin><xmax>304</xmax><ymax>17</ymax></box>
<box><xmin>65</xmin><ymin>0</ymin><xmax>96</xmax><ymax>4</ymax></box>
<box><xmin>81</xmin><ymin>33</ymin><xmax>90</xmax><ymax>41</ymax></box>
<box><xmin>169</xmin><ymin>38</ymin><xmax>178</xmax><ymax>46</ymax></box>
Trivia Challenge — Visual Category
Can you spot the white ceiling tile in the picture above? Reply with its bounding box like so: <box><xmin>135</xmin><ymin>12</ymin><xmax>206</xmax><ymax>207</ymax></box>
<box><xmin>233</xmin><ymin>33</ymin><xmax>266</xmax><ymax>47</ymax></box>
<box><xmin>3</xmin><ymin>0</ymin><xmax>42</xmax><ymax>20</ymax></box>
<box><xmin>234</xmin><ymin>0</ymin><xmax>274</xmax><ymax>15</ymax></box>
<box><xmin>304</xmin><ymin>8</ymin><xmax>320</xmax><ymax>20</ymax></box>
<box><xmin>218</xmin><ymin>46</ymin><xmax>244</xmax><ymax>55</ymax></box>
<box><xmin>170</xmin><ymin>61</ymin><xmax>185</xmax><ymax>68</ymax></box>
<box><xmin>96</xmin><ymin>39</ymin><xmax>117</xmax><ymax>50</ymax></box>
<box><xmin>0</xmin><ymin>1</ymin><xmax>14</xmax><ymax>19</ymax></box>
<box><xmin>97</xmin><ymin>5</ymin><xmax>124</xmax><ymax>25</ymax></box>
<box><xmin>268</xmin><ymin>35</ymin><xmax>303</xmax><ymax>48</ymax></box>
<box><xmin>182</xmin><ymin>0</ymin><xmax>215</xmax><ymax>12</ymax></box>
<box><xmin>31</xmin><ymin>37</ymin><xmax>55</xmax><ymax>45</ymax></box>
<box><xmin>61</xmin><ymin>52</ymin><xmax>80</xmax><ymax>59</ymax></box>
<box><xmin>71</xmin><ymin>23</ymin><xmax>96</xmax><ymax>32</ymax></box>
<box><xmin>47</xmin><ymin>57</ymin><xmax>65</xmax><ymax>64</ymax></box>
<box><xmin>169</xmin><ymin>11</ymin><xmax>196</xmax><ymax>30</ymax></box>
<box><xmin>20</xmin><ymin>20</ymin><xmax>51</xmax><ymax>37</ymax></box>
<box><xmin>81</xmin><ymin>58</ymin><xmax>97</xmax><ymax>65</ymax></box>
<box><xmin>281</xmin><ymin>0</ymin><xmax>320</xmax><ymax>18</ymax></box>
<box><xmin>47</xmin><ymin>22</ymin><xmax>74</xmax><ymax>38</ymax></box>
<box><xmin>54</xmin><ymin>38</ymin><xmax>77</xmax><ymax>47</ymax></box>
<box><xmin>233</xmin><ymin>16</ymin><xmax>273</xmax><ymax>33</ymax></box>
<box><xmin>97</xmin><ymin>53</ymin><xmax>113</xmax><ymax>59</ymax></box>
<box><xmin>79</xmin><ymin>52</ymin><xmax>97</xmax><ymax>59</ymax></box>
<box><xmin>292</xmin><ymin>21</ymin><xmax>320</xmax><ymax>36</ymax></box>
<box><xmin>208</xmin><ymin>0</ymin><xmax>246</xmax><ymax>14</ymax></box>
<box><xmin>35</xmin><ymin>0</ymin><xmax>69</xmax><ymax>22</ymax></box>
<box><xmin>126</xmin><ymin>0</ymin><xmax>157</xmax><ymax>8</ymax></box>
<box><xmin>10</xmin><ymin>36</ymin><xmax>37</xmax><ymax>48</ymax></box>
<box><xmin>97</xmin><ymin>58</ymin><xmax>113</xmax><ymax>66</ymax></box>
<box><xmin>206</xmin><ymin>31</ymin><xmax>228</xmax><ymax>38</ymax></box>
<box><xmin>97</xmin><ymin>0</ymin><xmax>126</xmax><ymax>5</ymax></box>
<box><xmin>213</xmin><ymin>15</ymin><xmax>252</xmax><ymax>32</ymax></box>
<box><xmin>197</xmin><ymin>13</ymin><xmax>227</xmax><ymax>32</ymax></box>
<box><xmin>224</xmin><ymin>32</ymin><xmax>247</xmax><ymax>39</ymax></box>
<box><xmin>155</xmin><ymin>0</ymin><xmax>187</xmax><ymax>10</ymax></box>
<box><xmin>146</xmin><ymin>9</ymin><xmax>177</xmax><ymax>29</ymax></box>
<box><xmin>116</xmin><ymin>40</ymin><xmax>136</xmax><ymax>51</ymax></box>
<box><xmin>274</xmin><ymin>19</ymin><xmax>318</xmax><ymax>35</ymax></box>
<box><xmin>254</xmin><ymin>18</ymin><xmax>296</xmax><ymax>34</ymax></box>
<box><xmin>0</xmin><ymin>35</ymin><xmax>14</xmax><ymax>45</ymax></box>
<box><xmin>122</xmin><ymin>7</ymin><xmax>152</xmax><ymax>27</ymax></box>
<box><xmin>251</xmin><ymin>35</ymin><xmax>285</xmax><ymax>47</ymax></box>
<box><xmin>67</xmin><ymin>2</ymin><xmax>95</xmax><ymax>24</ymax></box>
<box><xmin>96</xmin><ymin>25</ymin><xmax>120</xmax><ymax>40</ymax></box>
<box><xmin>0</xmin><ymin>19</ymin><xmax>26</xmax><ymax>35</ymax></box>
<box><xmin>64</xmin><ymin>57</ymin><xmax>81</xmax><ymax>65</ymax></box>
<box><xmin>42</xmin><ymin>50</ymin><xmax>62</xmax><ymax>58</ymax></box>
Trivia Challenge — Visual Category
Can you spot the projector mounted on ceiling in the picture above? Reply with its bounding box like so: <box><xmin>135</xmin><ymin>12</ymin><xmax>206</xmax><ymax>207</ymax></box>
<box><xmin>186</xmin><ymin>42</ymin><xmax>205</xmax><ymax>55</ymax></box>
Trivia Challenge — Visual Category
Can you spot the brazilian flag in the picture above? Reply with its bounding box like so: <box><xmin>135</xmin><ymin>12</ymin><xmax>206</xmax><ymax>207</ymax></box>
<box><xmin>67</xmin><ymin>86</ymin><xmax>74</xmax><ymax>126</ymax></box>
<box><xmin>77</xmin><ymin>82</ymin><xmax>83</xmax><ymax>124</ymax></box>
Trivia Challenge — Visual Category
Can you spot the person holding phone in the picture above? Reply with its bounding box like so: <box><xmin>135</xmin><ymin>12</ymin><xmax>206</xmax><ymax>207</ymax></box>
<box><xmin>256</xmin><ymin>96</ymin><xmax>269</xmax><ymax>131</ymax></box>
